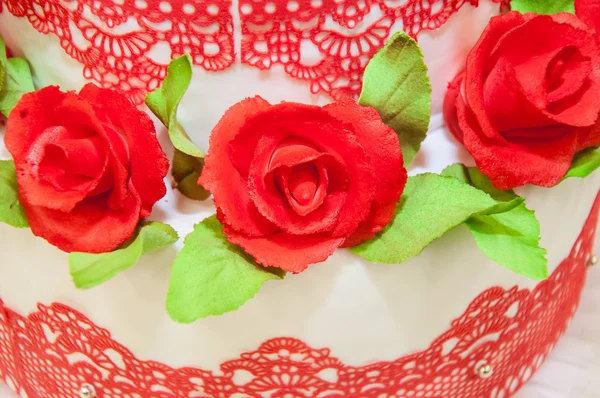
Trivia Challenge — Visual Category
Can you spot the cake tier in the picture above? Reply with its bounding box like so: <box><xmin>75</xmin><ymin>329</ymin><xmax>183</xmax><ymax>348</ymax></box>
<box><xmin>0</xmin><ymin>0</ymin><xmax>600</xmax><ymax>397</ymax></box>
<box><xmin>0</xmin><ymin>197</ymin><xmax>597</xmax><ymax>397</ymax></box>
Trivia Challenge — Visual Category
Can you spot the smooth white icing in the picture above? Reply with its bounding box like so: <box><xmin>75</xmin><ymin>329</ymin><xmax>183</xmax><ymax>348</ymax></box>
<box><xmin>0</xmin><ymin>1</ymin><xmax>599</xmax><ymax>373</ymax></box>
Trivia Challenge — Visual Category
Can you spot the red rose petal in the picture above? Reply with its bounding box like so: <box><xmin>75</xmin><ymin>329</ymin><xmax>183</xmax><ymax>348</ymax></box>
<box><xmin>488</xmin><ymin>14</ymin><xmax>600</xmax><ymax>128</ymax></box>
<box><xmin>250</xmin><ymin>103</ymin><xmax>376</xmax><ymax>238</ymax></box>
<box><xmin>324</xmin><ymin>99</ymin><xmax>406</xmax><ymax>245</ymax></box>
<box><xmin>576</xmin><ymin>0</ymin><xmax>600</xmax><ymax>33</ymax></box>
<box><xmin>22</xmin><ymin>181</ymin><xmax>142</xmax><ymax>253</ymax></box>
<box><xmin>248</xmin><ymin>131</ymin><xmax>348</xmax><ymax>235</ymax></box>
<box><xmin>268</xmin><ymin>136</ymin><xmax>322</xmax><ymax>169</ymax></box>
<box><xmin>277</xmin><ymin>162</ymin><xmax>327</xmax><ymax>215</ymax></box>
<box><xmin>577</xmin><ymin>116</ymin><xmax>600</xmax><ymax>150</ymax></box>
<box><xmin>223</xmin><ymin>224</ymin><xmax>345</xmax><ymax>273</ymax></box>
<box><xmin>458</xmin><ymin>12</ymin><xmax>600</xmax><ymax>188</ymax></box>
<box><xmin>199</xmin><ymin>96</ymin><xmax>278</xmax><ymax>237</ymax></box>
<box><xmin>342</xmin><ymin>201</ymin><xmax>397</xmax><ymax>248</ymax></box>
<box><xmin>464</xmin><ymin>12</ymin><xmax>532</xmax><ymax>140</ymax></box>
<box><xmin>41</xmin><ymin>136</ymin><xmax>106</xmax><ymax>182</ymax></box>
<box><xmin>79</xmin><ymin>84</ymin><xmax>168</xmax><ymax>218</ymax></box>
<box><xmin>7</xmin><ymin>88</ymin><xmax>113</xmax><ymax>213</ymax></box>
<box><xmin>17</xmin><ymin>126</ymin><xmax>109</xmax><ymax>212</ymax></box>
<box><xmin>483</xmin><ymin>57</ymin><xmax>564</xmax><ymax>132</ymax></box>
<box><xmin>5</xmin><ymin>86</ymin><xmax>67</xmax><ymax>159</ymax></box>
<box><xmin>443</xmin><ymin>71</ymin><xmax>465</xmax><ymax>143</ymax></box>
<box><xmin>546</xmin><ymin>46</ymin><xmax>592</xmax><ymax>104</ymax></box>
<box><xmin>53</xmin><ymin>95</ymin><xmax>130</xmax><ymax>212</ymax></box>
<box><xmin>457</xmin><ymin>96</ymin><xmax>580</xmax><ymax>189</ymax></box>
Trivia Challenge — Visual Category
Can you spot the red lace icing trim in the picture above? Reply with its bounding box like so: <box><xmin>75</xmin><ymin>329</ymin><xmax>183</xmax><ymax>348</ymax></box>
<box><xmin>0</xmin><ymin>193</ymin><xmax>598</xmax><ymax>398</ymax></box>
<box><xmin>0</xmin><ymin>0</ymin><xmax>505</xmax><ymax>103</ymax></box>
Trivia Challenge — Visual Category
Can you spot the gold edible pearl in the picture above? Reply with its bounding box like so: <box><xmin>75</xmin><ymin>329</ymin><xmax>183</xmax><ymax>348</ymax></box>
<box><xmin>475</xmin><ymin>360</ymin><xmax>493</xmax><ymax>379</ymax></box>
<box><xmin>78</xmin><ymin>383</ymin><xmax>96</xmax><ymax>398</ymax></box>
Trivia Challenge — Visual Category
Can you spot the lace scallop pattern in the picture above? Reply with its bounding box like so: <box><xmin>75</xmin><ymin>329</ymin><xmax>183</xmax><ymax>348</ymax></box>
<box><xmin>0</xmin><ymin>0</ymin><xmax>505</xmax><ymax>103</ymax></box>
<box><xmin>0</xmin><ymin>192</ymin><xmax>598</xmax><ymax>398</ymax></box>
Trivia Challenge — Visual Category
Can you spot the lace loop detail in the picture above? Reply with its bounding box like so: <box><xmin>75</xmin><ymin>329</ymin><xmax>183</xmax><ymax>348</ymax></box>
<box><xmin>0</xmin><ymin>0</ymin><xmax>506</xmax><ymax>103</ymax></box>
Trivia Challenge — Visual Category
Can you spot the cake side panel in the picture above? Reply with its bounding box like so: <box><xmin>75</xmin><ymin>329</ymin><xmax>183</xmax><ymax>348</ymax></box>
<box><xmin>0</xmin><ymin>137</ymin><xmax>597</xmax><ymax>370</ymax></box>
<box><xmin>0</xmin><ymin>191</ymin><xmax>597</xmax><ymax>398</ymax></box>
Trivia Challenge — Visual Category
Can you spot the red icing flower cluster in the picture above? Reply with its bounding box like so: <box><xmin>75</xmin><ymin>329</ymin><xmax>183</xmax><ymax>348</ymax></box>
<box><xmin>5</xmin><ymin>85</ymin><xmax>169</xmax><ymax>253</ymax></box>
<box><xmin>200</xmin><ymin>97</ymin><xmax>407</xmax><ymax>272</ymax></box>
<box><xmin>444</xmin><ymin>11</ymin><xmax>600</xmax><ymax>189</ymax></box>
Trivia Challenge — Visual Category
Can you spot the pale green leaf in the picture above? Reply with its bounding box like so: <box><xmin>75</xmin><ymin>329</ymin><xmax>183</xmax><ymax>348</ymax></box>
<box><xmin>359</xmin><ymin>31</ymin><xmax>431</xmax><ymax>166</ymax></box>
<box><xmin>145</xmin><ymin>54</ymin><xmax>204</xmax><ymax>157</ymax></box>
<box><xmin>0</xmin><ymin>160</ymin><xmax>29</xmax><ymax>228</ymax></box>
<box><xmin>563</xmin><ymin>146</ymin><xmax>600</xmax><ymax>180</ymax></box>
<box><xmin>69</xmin><ymin>222</ymin><xmax>178</xmax><ymax>289</ymax></box>
<box><xmin>351</xmin><ymin>173</ymin><xmax>520</xmax><ymax>263</ymax></box>
<box><xmin>166</xmin><ymin>215</ymin><xmax>284</xmax><ymax>323</ymax></box>
<box><xmin>466</xmin><ymin>205</ymin><xmax>548</xmax><ymax>280</ymax></box>
<box><xmin>443</xmin><ymin>164</ymin><xmax>548</xmax><ymax>280</ymax></box>
<box><xmin>0</xmin><ymin>36</ymin><xmax>35</xmax><ymax>117</ymax></box>
<box><xmin>511</xmin><ymin>0</ymin><xmax>575</xmax><ymax>14</ymax></box>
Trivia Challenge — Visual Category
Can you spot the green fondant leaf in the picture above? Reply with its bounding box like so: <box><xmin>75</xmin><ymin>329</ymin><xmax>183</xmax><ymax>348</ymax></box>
<box><xmin>0</xmin><ymin>53</ymin><xmax>5</xmax><ymax>94</ymax></box>
<box><xmin>359</xmin><ymin>31</ymin><xmax>432</xmax><ymax>167</ymax></box>
<box><xmin>0</xmin><ymin>36</ymin><xmax>35</xmax><ymax>117</ymax></box>
<box><xmin>442</xmin><ymin>164</ymin><xmax>548</xmax><ymax>280</ymax></box>
<box><xmin>69</xmin><ymin>222</ymin><xmax>178</xmax><ymax>289</ymax></box>
<box><xmin>563</xmin><ymin>146</ymin><xmax>600</xmax><ymax>179</ymax></box>
<box><xmin>171</xmin><ymin>149</ymin><xmax>210</xmax><ymax>201</ymax></box>
<box><xmin>145</xmin><ymin>54</ymin><xmax>204</xmax><ymax>158</ymax></box>
<box><xmin>0</xmin><ymin>160</ymin><xmax>29</xmax><ymax>228</ymax></box>
<box><xmin>511</xmin><ymin>0</ymin><xmax>575</xmax><ymax>14</ymax></box>
<box><xmin>351</xmin><ymin>173</ymin><xmax>520</xmax><ymax>263</ymax></box>
<box><xmin>166</xmin><ymin>215</ymin><xmax>284</xmax><ymax>323</ymax></box>
<box><xmin>466</xmin><ymin>206</ymin><xmax>548</xmax><ymax>280</ymax></box>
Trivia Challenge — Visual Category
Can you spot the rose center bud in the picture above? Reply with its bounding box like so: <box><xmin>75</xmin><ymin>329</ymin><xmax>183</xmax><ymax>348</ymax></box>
<box><xmin>288</xmin><ymin>163</ymin><xmax>319</xmax><ymax>205</ymax></box>
<box><xmin>38</xmin><ymin>133</ymin><xmax>106</xmax><ymax>191</ymax></box>
<box><xmin>545</xmin><ymin>46</ymin><xmax>591</xmax><ymax>104</ymax></box>
<box><xmin>273</xmin><ymin>159</ymin><xmax>329</xmax><ymax>217</ymax></box>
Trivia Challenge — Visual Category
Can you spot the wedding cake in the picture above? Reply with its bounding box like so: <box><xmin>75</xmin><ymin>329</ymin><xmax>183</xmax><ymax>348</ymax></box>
<box><xmin>0</xmin><ymin>0</ymin><xmax>598</xmax><ymax>397</ymax></box>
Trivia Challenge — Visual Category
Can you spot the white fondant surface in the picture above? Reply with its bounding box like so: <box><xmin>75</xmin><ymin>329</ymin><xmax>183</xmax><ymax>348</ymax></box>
<box><xmin>0</xmin><ymin>0</ymin><xmax>599</xmax><ymax>376</ymax></box>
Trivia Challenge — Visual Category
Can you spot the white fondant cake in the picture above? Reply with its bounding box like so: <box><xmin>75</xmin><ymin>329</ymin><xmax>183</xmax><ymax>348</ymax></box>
<box><xmin>0</xmin><ymin>1</ymin><xmax>599</xmax><ymax>397</ymax></box>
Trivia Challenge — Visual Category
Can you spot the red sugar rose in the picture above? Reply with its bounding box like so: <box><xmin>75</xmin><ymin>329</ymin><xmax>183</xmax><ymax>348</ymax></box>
<box><xmin>199</xmin><ymin>97</ymin><xmax>407</xmax><ymax>273</ymax></box>
<box><xmin>5</xmin><ymin>84</ymin><xmax>169</xmax><ymax>253</ymax></box>
<box><xmin>444</xmin><ymin>12</ymin><xmax>600</xmax><ymax>189</ymax></box>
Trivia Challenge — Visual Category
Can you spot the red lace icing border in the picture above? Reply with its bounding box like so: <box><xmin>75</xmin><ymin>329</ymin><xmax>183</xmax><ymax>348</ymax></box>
<box><xmin>0</xmin><ymin>0</ymin><xmax>506</xmax><ymax>104</ymax></box>
<box><xmin>0</xmin><ymin>191</ymin><xmax>598</xmax><ymax>398</ymax></box>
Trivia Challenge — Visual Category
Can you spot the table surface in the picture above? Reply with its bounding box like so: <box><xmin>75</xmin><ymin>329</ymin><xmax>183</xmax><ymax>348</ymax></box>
<box><xmin>1</xmin><ymin>236</ymin><xmax>599</xmax><ymax>398</ymax></box>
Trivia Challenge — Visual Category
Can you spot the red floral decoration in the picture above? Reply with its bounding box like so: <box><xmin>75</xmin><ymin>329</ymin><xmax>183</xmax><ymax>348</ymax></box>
<box><xmin>444</xmin><ymin>12</ymin><xmax>600</xmax><ymax>190</ymax></box>
<box><xmin>576</xmin><ymin>0</ymin><xmax>600</xmax><ymax>34</ymax></box>
<box><xmin>199</xmin><ymin>97</ymin><xmax>406</xmax><ymax>273</ymax></box>
<box><xmin>4</xmin><ymin>84</ymin><xmax>169</xmax><ymax>253</ymax></box>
